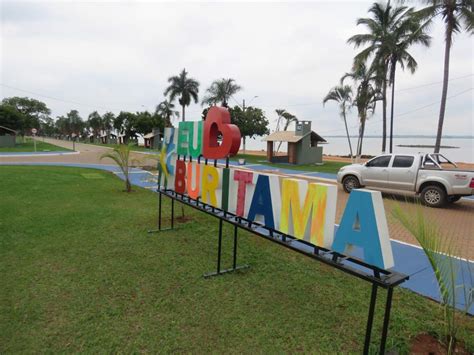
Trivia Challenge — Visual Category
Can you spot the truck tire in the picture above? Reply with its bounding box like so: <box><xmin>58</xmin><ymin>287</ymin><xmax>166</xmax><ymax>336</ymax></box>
<box><xmin>420</xmin><ymin>185</ymin><xmax>447</xmax><ymax>208</ymax></box>
<box><xmin>448</xmin><ymin>195</ymin><xmax>462</xmax><ymax>203</ymax></box>
<box><xmin>342</xmin><ymin>175</ymin><xmax>361</xmax><ymax>193</ymax></box>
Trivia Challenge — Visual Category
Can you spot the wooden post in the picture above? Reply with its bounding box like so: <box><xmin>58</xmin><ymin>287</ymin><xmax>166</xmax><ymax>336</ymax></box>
<box><xmin>267</xmin><ymin>141</ymin><xmax>274</xmax><ymax>162</ymax></box>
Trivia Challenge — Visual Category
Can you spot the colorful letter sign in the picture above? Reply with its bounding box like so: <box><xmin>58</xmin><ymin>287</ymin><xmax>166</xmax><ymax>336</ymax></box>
<box><xmin>158</xmin><ymin>107</ymin><xmax>395</xmax><ymax>270</ymax></box>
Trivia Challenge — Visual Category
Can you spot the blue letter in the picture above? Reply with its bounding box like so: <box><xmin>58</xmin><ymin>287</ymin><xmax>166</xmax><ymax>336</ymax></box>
<box><xmin>247</xmin><ymin>175</ymin><xmax>275</xmax><ymax>229</ymax></box>
<box><xmin>332</xmin><ymin>190</ymin><xmax>394</xmax><ymax>269</ymax></box>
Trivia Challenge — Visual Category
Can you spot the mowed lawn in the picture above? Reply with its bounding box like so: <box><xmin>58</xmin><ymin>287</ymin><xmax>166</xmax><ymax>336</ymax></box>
<box><xmin>0</xmin><ymin>138</ymin><xmax>71</xmax><ymax>152</ymax></box>
<box><xmin>0</xmin><ymin>166</ymin><xmax>472</xmax><ymax>353</ymax></box>
<box><xmin>232</xmin><ymin>153</ymin><xmax>347</xmax><ymax>174</ymax></box>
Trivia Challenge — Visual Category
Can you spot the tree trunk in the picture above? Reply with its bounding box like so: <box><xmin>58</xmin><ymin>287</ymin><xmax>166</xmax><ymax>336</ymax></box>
<box><xmin>182</xmin><ymin>104</ymin><xmax>185</xmax><ymax>122</ymax></box>
<box><xmin>243</xmin><ymin>136</ymin><xmax>246</xmax><ymax>154</ymax></box>
<box><xmin>125</xmin><ymin>178</ymin><xmax>132</xmax><ymax>193</ymax></box>
<box><xmin>358</xmin><ymin>113</ymin><xmax>367</xmax><ymax>158</ymax></box>
<box><xmin>382</xmin><ymin>75</ymin><xmax>388</xmax><ymax>154</ymax></box>
<box><xmin>389</xmin><ymin>61</ymin><xmax>397</xmax><ymax>154</ymax></box>
<box><xmin>342</xmin><ymin>108</ymin><xmax>354</xmax><ymax>162</ymax></box>
<box><xmin>434</xmin><ymin>18</ymin><xmax>453</xmax><ymax>153</ymax></box>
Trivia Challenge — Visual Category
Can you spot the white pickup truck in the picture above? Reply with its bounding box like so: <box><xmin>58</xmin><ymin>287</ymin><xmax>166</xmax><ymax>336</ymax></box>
<box><xmin>337</xmin><ymin>153</ymin><xmax>474</xmax><ymax>207</ymax></box>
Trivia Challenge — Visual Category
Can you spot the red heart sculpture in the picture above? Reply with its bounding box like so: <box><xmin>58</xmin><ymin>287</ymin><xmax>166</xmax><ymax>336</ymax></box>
<box><xmin>203</xmin><ymin>106</ymin><xmax>241</xmax><ymax>159</ymax></box>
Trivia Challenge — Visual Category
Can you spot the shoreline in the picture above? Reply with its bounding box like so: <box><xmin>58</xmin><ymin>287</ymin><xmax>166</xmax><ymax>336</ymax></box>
<box><xmin>239</xmin><ymin>149</ymin><xmax>474</xmax><ymax>169</ymax></box>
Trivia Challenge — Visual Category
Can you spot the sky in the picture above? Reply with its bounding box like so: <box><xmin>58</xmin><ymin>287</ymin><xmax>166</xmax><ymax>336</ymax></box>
<box><xmin>1</xmin><ymin>0</ymin><xmax>473</xmax><ymax>140</ymax></box>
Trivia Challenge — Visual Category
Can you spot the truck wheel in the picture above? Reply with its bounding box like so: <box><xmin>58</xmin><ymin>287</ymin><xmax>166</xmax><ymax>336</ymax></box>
<box><xmin>342</xmin><ymin>175</ymin><xmax>360</xmax><ymax>193</ymax></box>
<box><xmin>448</xmin><ymin>196</ymin><xmax>462</xmax><ymax>203</ymax></box>
<box><xmin>421</xmin><ymin>185</ymin><xmax>447</xmax><ymax>207</ymax></box>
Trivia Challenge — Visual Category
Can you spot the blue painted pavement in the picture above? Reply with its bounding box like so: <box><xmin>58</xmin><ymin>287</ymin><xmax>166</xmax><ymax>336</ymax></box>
<box><xmin>1</xmin><ymin>162</ymin><xmax>472</xmax><ymax>314</ymax></box>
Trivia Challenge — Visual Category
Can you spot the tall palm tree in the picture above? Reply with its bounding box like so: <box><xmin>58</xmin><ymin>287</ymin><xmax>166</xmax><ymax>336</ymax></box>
<box><xmin>164</xmin><ymin>69</ymin><xmax>200</xmax><ymax>122</ymax></box>
<box><xmin>341</xmin><ymin>63</ymin><xmax>379</xmax><ymax>160</ymax></box>
<box><xmin>201</xmin><ymin>78</ymin><xmax>242</xmax><ymax>107</ymax></box>
<box><xmin>414</xmin><ymin>0</ymin><xmax>473</xmax><ymax>153</ymax></box>
<box><xmin>275</xmin><ymin>109</ymin><xmax>286</xmax><ymax>131</ymax></box>
<box><xmin>348</xmin><ymin>1</ymin><xmax>431</xmax><ymax>153</ymax></box>
<box><xmin>323</xmin><ymin>85</ymin><xmax>354</xmax><ymax>161</ymax></box>
<box><xmin>276</xmin><ymin>110</ymin><xmax>298</xmax><ymax>153</ymax></box>
<box><xmin>156</xmin><ymin>99</ymin><xmax>179</xmax><ymax>127</ymax></box>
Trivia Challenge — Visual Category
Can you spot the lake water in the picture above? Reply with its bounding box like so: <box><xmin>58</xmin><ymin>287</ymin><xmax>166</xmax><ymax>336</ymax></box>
<box><xmin>244</xmin><ymin>136</ymin><xmax>474</xmax><ymax>163</ymax></box>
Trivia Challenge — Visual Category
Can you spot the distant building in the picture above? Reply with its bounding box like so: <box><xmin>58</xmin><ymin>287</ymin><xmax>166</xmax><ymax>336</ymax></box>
<box><xmin>143</xmin><ymin>128</ymin><xmax>163</xmax><ymax>149</ymax></box>
<box><xmin>0</xmin><ymin>125</ymin><xmax>17</xmax><ymax>148</ymax></box>
<box><xmin>263</xmin><ymin>121</ymin><xmax>326</xmax><ymax>164</ymax></box>
<box><xmin>100</xmin><ymin>132</ymin><xmax>117</xmax><ymax>144</ymax></box>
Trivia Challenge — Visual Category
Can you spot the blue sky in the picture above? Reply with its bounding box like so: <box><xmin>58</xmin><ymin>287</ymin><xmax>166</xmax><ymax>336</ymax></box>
<box><xmin>1</xmin><ymin>0</ymin><xmax>472</xmax><ymax>138</ymax></box>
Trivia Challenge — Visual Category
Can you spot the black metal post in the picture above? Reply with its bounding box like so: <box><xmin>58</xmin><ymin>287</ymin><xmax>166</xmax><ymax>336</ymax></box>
<box><xmin>233</xmin><ymin>224</ymin><xmax>238</xmax><ymax>269</ymax></box>
<box><xmin>379</xmin><ymin>287</ymin><xmax>394</xmax><ymax>354</ymax></box>
<box><xmin>171</xmin><ymin>197</ymin><xmax>174</xmax><ymax>230</ymax></box>
<box><xmin>217</xmin><ymin>219</ymin><xmax>223</xmax><ymax>274</ymax></box>
<box><xmin>363</xmin><ymin>284</ymin><xmax>378</xmax><ymax>354</ymax></box>
<box><xmin>159</xmin><ymin>191</ymin><xmax>162</xmax><ymax>231</ymax></box>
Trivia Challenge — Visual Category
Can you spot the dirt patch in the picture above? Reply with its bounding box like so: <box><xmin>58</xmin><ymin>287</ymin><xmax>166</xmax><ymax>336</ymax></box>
<box><xmin>410</xmin><ymin>334</ymin><xmax>470</xmax><ymax>354</ymax></box>
<box><xmin>176</xmin><ymin>216</ymin><xmax>193</xmax><ymax>223</ymax></box>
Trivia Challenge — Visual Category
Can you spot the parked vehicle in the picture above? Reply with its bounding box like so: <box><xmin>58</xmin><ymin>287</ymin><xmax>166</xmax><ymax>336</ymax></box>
<box><xmin>337</xmin><ymin>153</ymin><xmax>474</xmax><ymax>207</ymax></box>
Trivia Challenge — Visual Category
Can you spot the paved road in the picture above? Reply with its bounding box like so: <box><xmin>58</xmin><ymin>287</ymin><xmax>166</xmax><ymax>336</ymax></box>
<box><xmin>1</xmin><ymin>138</ymin><xmax>473</xmax><ymax>260</ymax></box>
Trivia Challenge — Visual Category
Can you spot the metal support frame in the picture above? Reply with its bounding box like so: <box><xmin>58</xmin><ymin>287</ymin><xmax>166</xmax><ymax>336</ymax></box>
<box><xmin>151</xmin><ymin>154</ymin><xmax>407</xmax><ymax>353</ymax></box>
<box><xmin>148</xmin><ymin>185</ymin><xmax>176</xmax><ymax>233</ymax></box>
<box><xmin>203</xmin><ymin>218</ymin><xmax>250</xmax><ymax>278</ymax></box>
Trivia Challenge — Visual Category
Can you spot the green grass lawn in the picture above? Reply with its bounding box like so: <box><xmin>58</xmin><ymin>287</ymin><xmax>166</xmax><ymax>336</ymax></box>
<box><xmin>1</xmin><ymin>166</ymin><xmax>472</xmax><ymax>353</ymax></box>
<box><xmin>0</xmin><ymin>138</ymin><xmax>71</xmax><ymax>153</ymax></box>
<box><xmin>232</xmin><ymin>154</ymin><xmax>348</xmax><ymax>174</ymax></box>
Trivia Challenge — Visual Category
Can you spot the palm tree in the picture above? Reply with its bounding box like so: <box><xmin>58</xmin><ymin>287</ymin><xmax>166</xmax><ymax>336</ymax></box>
<box><xmin>164</xmin><ymin>69</ymin><xmax>199</xmax><ymax>122</ymax></box>
<box><xmin>102</xmin><ymin>112</ymin><xmax>114</xmax><ymax>135</ymax></box>
<box><xmin>156</xmin><ymin>99</ymin><xmax>179</xmax><ymax>127</ymax></box>
<box><xmin>201</xmin><ymin>78</ymin><xmax>242</xmax><ymax>107</ymax></box>
<box><xmin>414</xmin><ymin>0</ymin><xmax>473</xmax><ymax>153</ymax></box>
<box><xmin>323</xmin><ymin>85</ymin><xmax>354</xmax><ymax>161</ymax></box>
<box><xmin>348</xmin><ymin>1</ymin><xmax>431</xmax><ymax>153</ymax></box>
<box><xmin>341</xmin><ymin>63</ymin><xmax>379</xmax><ymax>160</ymax></box>
<box><xmin>276</xmin><ymin>110</ymin><xmax>297</xmax><ymax>153</ymax></box>
<box><xmin>275</xmin><ymin>109</ymin><xmax>286</xmax><ymax>131</ymax></box>
<box><xmin>101</xmin><ymin>145</ymin><xmax>137</xmax><ymax>192</ymax></box>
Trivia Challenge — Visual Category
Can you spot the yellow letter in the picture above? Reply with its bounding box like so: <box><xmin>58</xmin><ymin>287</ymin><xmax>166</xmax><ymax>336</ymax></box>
<box><xmin>201</xmin><ymin>165</ymin><xmax>219</xmax><ymax>207</ymax></box>
<box><xmin>280</xmin><ymin>179</ymin><xmax>336</xmax><ymax>248</ymax></box>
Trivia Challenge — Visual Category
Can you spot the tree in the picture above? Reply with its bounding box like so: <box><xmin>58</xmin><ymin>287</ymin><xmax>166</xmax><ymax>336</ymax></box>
<box><xmin>323</xmin><ymin>85</ymin><xmax>354</xmax><ymax>160</ymax></box>
<box><xmin>230</xmin><ymin>105</ymin><xmax>269</xmax><ymax>153</ymax></box>
<box><xmin>0</xmin><ymin>104</ymin><xmax>26</xmax><ymax>132</ymax></box>
<box><xmin>156</xmin><ymin>99</ymin><xmax>179</xmax><ymax>127</ymax></box>
<box><xmin>341</xmin><ymin>63</ymin><xmax>379</xmax><ymax>160</ymax></box>
<box><xmin>274</xmin><ymin>109</ymin><xmax>298</xmax><ymax>152</ymax></box>
<box><xmin>40</xmin><ymin>116</ymin><xmax>56</xmax><ymax>136</ymax></box>
<box><xmin>1</xmin><ymin>97</ymin><xmax>51</xmax><ymax>134</ymax></box>
<box><xmin>201</xmin><ymin>78</ymin><xmax>242</xmax><ymax>107</ymax></box>
<box><xmin>275</xmin><ymin>109</ymin><xmax>286</xmax><ymax>131</ymax></box>
<box><xmin>348</xmin><ymin>1</ymin><xmax>431</xmax><ymax>153</ymax></box>
<box><xmin>102</xmin><ymin>112</ymin><xmax>115</xmax><ymax>133</ymax></box>
<box><xmin>164</xmin><ymin>68</ymin><xmax>200</xmax><ymax>121</ymax></box>
<box><xmin>88</xmin><ymin>111</ymin><xmax>102</xmax><ymax>138</ymax></box>
<box><xmin>115</xmin><ymin>112</ymin><xmax>137</xmax><ymax>144</ymax></box>
<box><xmin>101</xmin><ymin>145</ymin><xmax>136</xmax><ymax>192</ymax></box>
<box><xmin>134</xmin><ymin>111</ymin><xmax>165</xmax><ymax>136</ymax></box>
<box><xmin>414</xmin><ymin>0</ymin><xmax>473</xmax><ymax>153</ymax></box>
<box><xmin>66</xmin><ymin>110</ymin><xmax>84</xmax><ymax>136</ymax></box>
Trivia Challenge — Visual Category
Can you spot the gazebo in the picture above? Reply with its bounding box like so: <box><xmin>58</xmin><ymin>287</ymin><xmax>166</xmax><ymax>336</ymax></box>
<box><xmin>0</xmin><ymin>125</ymin><xmax>17</xmax><ymax>148</ymax></box>
<box><xmin>143</xmin><ymin>128</ymin><xmax>163</xmax><ymax>149</ymax></box>
<box><xmin>263</xmin><ymin>121</ymin><xmax>326</xmax><ymax>165</ymax></box>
